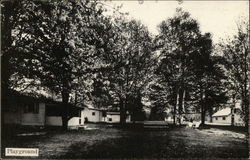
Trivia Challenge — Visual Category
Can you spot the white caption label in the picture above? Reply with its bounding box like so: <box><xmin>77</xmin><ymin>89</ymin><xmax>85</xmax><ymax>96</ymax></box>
<box><xmin>5</xmin><ymin>148</ymin><xmax>39</xmax><ymax>157</ymax></box>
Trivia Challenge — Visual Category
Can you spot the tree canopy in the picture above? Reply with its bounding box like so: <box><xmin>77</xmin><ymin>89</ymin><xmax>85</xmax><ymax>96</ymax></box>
<box><xmin>1</xmin><ymin>2</ymin><xmax>248</xmax><ymax>128</ymax></box>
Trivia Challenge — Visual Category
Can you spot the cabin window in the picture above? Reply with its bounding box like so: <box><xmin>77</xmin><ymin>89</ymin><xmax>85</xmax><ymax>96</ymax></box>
<box><xmin>222</xmin><ymin>117</ymin><xmax>226</xmax><ymax>120</ymax></box>
<box><xmin>108</xmin><ymin>118</ymin><xmax>112</xmax><ymax>121</ymax></box>
<box><xmin>24</xmin><ymin>103</ymin><xmax>39</xmax><ymax>114</ymax></box>
<box><xmin>92</xmin><ymin>112</ymin><xmax>95</xmax><ymax>116</ymax></box>
<box><xmin>215</xmin><ymin>117</ymin><xmax>218</xmax><ymax>120</ymax></box>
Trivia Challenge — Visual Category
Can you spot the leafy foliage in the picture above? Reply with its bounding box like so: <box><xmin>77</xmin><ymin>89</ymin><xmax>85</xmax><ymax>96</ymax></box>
<box><xmin>219</xmin><ymin>19</ymin><xmax>249</xmax><ymax>126</ymax></box>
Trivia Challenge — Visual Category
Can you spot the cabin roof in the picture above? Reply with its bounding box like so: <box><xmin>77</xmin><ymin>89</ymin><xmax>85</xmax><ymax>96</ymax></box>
<box><xmin>85</xmin><ymin>107</ymin><xmax>104</xmax><ymax>111</ymax></box>
<box><xmin>212</xmin><ymin>108</ymin><xmax>231</xmax><ymax>117</ymax></box>
<box><xmin>107</xmin><ymin>112</ymin><xmax>120</xmax><ymax>115</ymax></box>
<box><xmin>6</xmin><ymin>90</ymin><xmax>82</xmax><ymax>110</ymax></box>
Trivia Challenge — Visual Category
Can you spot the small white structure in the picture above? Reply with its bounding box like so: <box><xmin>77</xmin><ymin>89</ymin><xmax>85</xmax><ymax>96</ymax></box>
<box><xmin>45</xmin><ymin>116</ymin><xmax>82</xmax><ymax>127</ymax></box>
<box><xmin>212</xmin><ymin>107</ymin><xmax>244</xmax><ymax>126</ymax></box>
<box><xmin>81</xmin><ymin>107</ymin><xmax>104</xmax><ymax>122</ymax></box>
<box><xmin>81</xmin><ymin>107</ymin><xmax>131</xmax><ymax>123</ymax></box>
<box><xmin>106</xmin><ymin>112</ymin><xmax>131</xmax><ymax>123</ymax></box>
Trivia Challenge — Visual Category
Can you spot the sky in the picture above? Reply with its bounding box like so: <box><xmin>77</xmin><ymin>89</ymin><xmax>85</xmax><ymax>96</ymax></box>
<box><xmin>104</xmin><ymin>0</ymin><xmax>249</xmax><ymax>43</ymax></box>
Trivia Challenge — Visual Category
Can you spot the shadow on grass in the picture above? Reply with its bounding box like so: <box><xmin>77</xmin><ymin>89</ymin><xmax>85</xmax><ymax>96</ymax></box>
<box><xmin>59</xmin><ymin>128</ymin><xmax>249</xmax><ymax>159</ymax></box>
<box><xmin>59</xmin><ymin>131</ymin><xmax>173</xmax><ymax>158</ymax></box>
<box><xmin>1</xmin><ymin>125</ymin><xmax>248</xmax><ymax>159</ymax></box>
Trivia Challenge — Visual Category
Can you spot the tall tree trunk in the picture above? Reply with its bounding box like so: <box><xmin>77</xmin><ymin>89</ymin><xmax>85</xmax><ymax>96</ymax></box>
<box><xmin>182</xmin><ymin>89</ymin><xmax>186</xmax><ymax>112</ymax></box>
<box><xmin>200</xmin><ymin>88</ymin><xmax>205</xmax><ymax>125</ymax></box>
<box><xmin>231</xmin><ymin>94</ymin><xmax>236</xmax><ymax>126</ymax></box>
<box><xmin>178</xmin><ymin>89</ymin><xmax>182</xmax><ymax>125</ymax></box>
<box><xmin>174</xmin><ymin>88</ymin><xmax>179</xmax><ymax>125</ymax></box>
<box><xmin>132</xmin><ymin>108</ymin><xmax>136</xmax><ymax>124</ymax></box>
<box><xmin>178</xmin><ymin>88</ymin><xmax>185</xmax><ymax>125</ymax></box>
<box><xmin>242</xmin><ymin>91</ymin><xmax>249</xmax><ymax>128</ymax></box>
<box><xmin>209</xmin><ymin>113</ymin><xmax>213</xmax><ymax>123</ymax></box>
<box><xmin>201</xmin><ymin>105</ymin><xmax>206</xmax><ymax>125</ymax></box>
<box><xmin>120</xmin><ymin>99</ymin><xmax>126</xmax><ymax>125</ymax></box>
<box><xmin>61</xmin><ymin>88</ymin><xmax>69</xmax><ymax>130</ymax></box>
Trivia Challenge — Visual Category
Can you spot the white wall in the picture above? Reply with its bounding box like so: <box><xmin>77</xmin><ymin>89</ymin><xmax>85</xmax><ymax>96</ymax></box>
<box><xmin>45</xmin><ymin>116</ymin><xmax>81</xmax><ymax>126</ymax></box>
<box><xmin>106</xmin><ymin>114</ymin><xmax>120</xmax><ymax>123</ymax></box>
<box><xmin>212</xmin><ymin>115</ymin><xmax>231</xmax><ymax>124</ymax></box>
<box><xmin>81</xmin><ymin>108</ymin><xmax>132</xmax><ymax>123</ymax></box>
<box><xmin>106</xmin><ymin>114</ymin><xmax>131</xmax><ymax>123</ymax></box>
<box><xmin>45</xmin><ymin>116</ymin><xmax>62</xmax><ymax>126</ymax></box>
<box><xmin>81</xmin><ymin>108</ymin><xmax>102</xmax><ymax>122</ymax></box>
<box><xmin>212</xmin><ymin>114</ymin><xmax>245</xmax><ymax>126</ymax></box>
<box><xmin>21</xmin><ymin>103</ymin><xmax>46</xmax><ymax>126</ymax></box>
<box><xmin>68</xmin><ymin>117</ymin><xmax>81</xmax><ymax>126</ymax></box>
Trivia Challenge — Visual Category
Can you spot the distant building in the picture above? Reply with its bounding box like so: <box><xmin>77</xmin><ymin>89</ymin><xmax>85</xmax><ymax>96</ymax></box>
<box><xmin>81</xmin><ymin>106</ymin><xmax>131</xmax><ymax>123</ymax></box>
<box><xmin>81</xmin><ymin>107</ymin><xmax>104</xmax><ymax>123</ymax></box>
<box><xmin>212</xmin><ymin>107</ymin><xmax>244</xmax><ymax>126</ymax></box>
<box><xmin>3</xmin><ymin>91</ymin><xmax>83</xmax><ymax>128</ymax></box>
<box><xmin>183</xmin><ymin>113</ymin><xmax>201</xmax><ymax>122</ymax></box>
<box><xmin>106</xmin><ymin>111</ymin><xmax>131</xmax><ymax>123</ymax></box>
<box><xmin>164</xmin><ymin>110</ymin><xmax>201</xmax><ymax>124</ymax></box>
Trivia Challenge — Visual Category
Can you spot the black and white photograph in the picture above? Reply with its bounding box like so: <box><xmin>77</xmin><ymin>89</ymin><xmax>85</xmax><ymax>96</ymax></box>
<box><xmin>1</xmin><ymin>0</ymin><xmax>249</xmax><ymax>159</ymax></box>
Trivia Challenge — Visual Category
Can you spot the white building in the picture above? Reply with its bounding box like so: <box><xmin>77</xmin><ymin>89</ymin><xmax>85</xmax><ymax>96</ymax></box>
<box><xmin>81</xmin><ymin>107</ymin><xmax>104</xmax><ymax>123</ymax></box>
<box><xmin>81</xmin><ymin>107</ymin><xmax>131</xmax><ymax>123</ymax></box>
<box><xmin>106</xmin><ymin>112</ymin><xmax>131</xmax><ymax>123</ymax></box>
<box><xmin>3</xmin><ymin>92</ymin><xmax>83</xmax><ymax>128</ymax></box>
<box><xmin>212</xmin><ymin>107</ymin><xmax>244</xmax><ymax>126</ymax></box>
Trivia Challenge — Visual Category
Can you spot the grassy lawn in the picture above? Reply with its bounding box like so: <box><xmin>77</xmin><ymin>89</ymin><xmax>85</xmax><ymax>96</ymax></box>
<box><xmin>2</xmin><ymin>124</ymin><xmax>248</xmax><ymax>159</ymax></box>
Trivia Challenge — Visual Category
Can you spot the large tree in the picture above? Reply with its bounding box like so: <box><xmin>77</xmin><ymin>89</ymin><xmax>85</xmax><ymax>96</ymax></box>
<box><xmin>148</xmin><ymin>77</ymin><xmax>170</xmax><ymax>121</ymax></box>
<box><xmin>191</xmin><ymin>33</ymin><xmax>228</xmax><ymax>125</ymax></box>
<box><xmin>98</xmin><ymin>16</ymin><xmax>157</xmax><ymax>124</ymax></box>
<box><xmin>219</xmin><ymin>19</ymin><xmax>249</xmax><ymax>127</ymax></box>
<box><xmin>2</xmin><ymin>0</ymin><xmax>110</xmax><ymax>129</ymax></box>
<box><xmin>155</xmin><ymin>8</ymin><xmax>228</xmax><ymax>125</ymax></box>
<box><xmin>1</xmin><ymin>0</ymin><xmax>29</xmax><ymax>94</ymax></box>
<box><xmin>156</xmin><ymin>8</ymin><xmax>201</xmax><ymax>124</ymax></box>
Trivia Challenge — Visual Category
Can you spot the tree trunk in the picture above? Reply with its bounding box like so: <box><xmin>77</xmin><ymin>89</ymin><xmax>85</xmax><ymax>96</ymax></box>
<box><xmin>132</xmin><ymin>109</ymin><xmax>136</xmax><ymax>124</ymax></box>
<box><xmin>182</xmin><ymin>89</ymin><xmax>186</xmax><ymax>112</ymax></box>
<box><xmin>61</xmin><ymin>89</ymin><xmax>70</xmax><ymax>130</ymax></box>
<box><xmin>245</xmin><ymin>99</ymin><xmax>249</xmax><ymax>128</ymax></box>
<box><xmin>178</xmin><ymin>89</ymin><xmax>182</xmax><ymax>125</ymax></box>
<box><xmin>178</xmin><ymin>89</ymin><xmax>185</xmax><ymax>125</ymax></box>
<box><xmin>200</xmin><ymin>89</ymin><xmax>206</xmax><ymax>125</ymax></box>
<box><xmin>231</xmin><ymin>94</ymin><xmax>236</xmax><ymax>126</ymax></box>
<box><xmin>201</xmin><ymin>107</ymin><xmax>206</xmax><ymax>125</ymax></box>
<box><xmin>174</xmin><ymin>89</ymin><xmax>179</xmax><ymax>125</ymax></box>
<box><xmin>242</xmin><ymin>92</ymin><xmax>249</xmax><ymax>128</ymax></box>
<box><xmin>120</xmin><ymin>99</ymin><xmax>126</xmax><ymax>125</ymax></box>
<box><xmin>209</xmin><ymin>113</ymin><xmax>212</xmax><ymax>123</ymax></box>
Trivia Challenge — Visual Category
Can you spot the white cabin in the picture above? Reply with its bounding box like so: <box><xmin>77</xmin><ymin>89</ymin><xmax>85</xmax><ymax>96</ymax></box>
<box><xmin>212</xmin><ymin>107</ymin><xmax>244</xmax><ymax>126</ymax></box>
<box><xmin>81</xmin><ymin>107</ymin><xmax>131</xmax><ymax>123</ymax></box>
<box><xmin>3</xmin><ymin>93</ymin><xmax>83</xmax><ymax>128</ymax></box>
